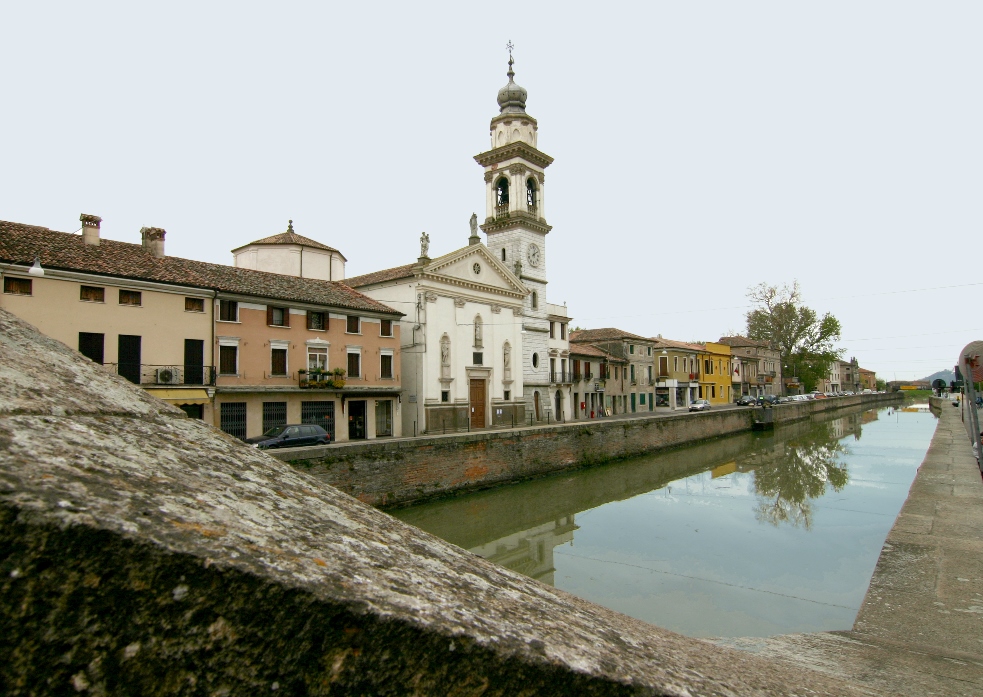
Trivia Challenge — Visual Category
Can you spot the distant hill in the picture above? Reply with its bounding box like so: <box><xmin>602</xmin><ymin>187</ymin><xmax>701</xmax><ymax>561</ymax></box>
<box><xmin>920</xmin><ymin>369</ymin><xmax>955</xmax><ymax>384</ymax></box>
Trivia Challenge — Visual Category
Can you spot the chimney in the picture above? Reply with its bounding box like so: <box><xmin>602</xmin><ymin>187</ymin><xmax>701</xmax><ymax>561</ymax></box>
<box><xmin>140</xmin><ymin>227</ymin><xmax>166</xmax><ymax>258</ymax></box>
<box><xmin>80</xmin><ymin>214</ymin><xmax>102</xmax><ymax>246</ymax></box>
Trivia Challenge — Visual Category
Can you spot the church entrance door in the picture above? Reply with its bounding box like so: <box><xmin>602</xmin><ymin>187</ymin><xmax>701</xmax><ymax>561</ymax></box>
<box><xmin>469</xmin><ymin>379</ymin><xmax>486</xmax><ymax>429</ymax></box>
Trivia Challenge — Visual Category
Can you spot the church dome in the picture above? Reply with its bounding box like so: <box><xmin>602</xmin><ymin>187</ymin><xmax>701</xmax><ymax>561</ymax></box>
<box><xmin>497</xmin><ymin>58</ymin><xmax>528</xmax><ymax>113</ymax></box>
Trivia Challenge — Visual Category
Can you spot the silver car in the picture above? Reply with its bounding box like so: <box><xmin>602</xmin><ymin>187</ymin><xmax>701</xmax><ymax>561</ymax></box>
<box><xmin>689</xmin><ymin>399</ymin><xmax>711</xmax><ymax>412</ymax></box>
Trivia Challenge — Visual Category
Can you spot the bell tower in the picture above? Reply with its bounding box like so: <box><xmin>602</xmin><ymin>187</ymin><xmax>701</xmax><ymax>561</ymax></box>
<box><xmin>474</xmin><ymin>46</ymin><xmax>554</xmax><ymax>417</ymax></box>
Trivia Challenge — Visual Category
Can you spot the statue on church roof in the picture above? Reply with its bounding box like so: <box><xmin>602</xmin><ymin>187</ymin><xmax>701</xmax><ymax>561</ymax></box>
<box><xmin>420</xmin><ymin>231</ymin><xmax>430</xmax><ymax>259</ymax></box>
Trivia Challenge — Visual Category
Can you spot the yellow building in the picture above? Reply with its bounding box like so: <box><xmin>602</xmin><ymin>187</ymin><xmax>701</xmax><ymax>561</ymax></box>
<box><xmin>651</xmin><ymin>337</ymin><xmax>703</xmax><ymax>409</ymax></box>
<box><xmin>699</xmin><ymin>342</ymin><xmax>733</xmax><ymax>405</ymax></box>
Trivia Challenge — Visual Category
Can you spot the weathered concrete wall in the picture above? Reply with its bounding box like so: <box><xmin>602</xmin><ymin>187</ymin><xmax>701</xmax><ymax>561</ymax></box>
<box><xmin>0</xmin><ymin>307</ymin><xmax>880</xmax><ymax>695</ymax></box>
<box><xmin>279</xmin><ymin>393</ymin><xmax>899</xmax><ymax>508</ymax></box>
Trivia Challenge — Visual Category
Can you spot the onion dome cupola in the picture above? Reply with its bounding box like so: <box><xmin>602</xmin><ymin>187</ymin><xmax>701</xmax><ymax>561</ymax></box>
<box><xmin>497</xmin><ymin>56</ymin><xmax>528</xmax><ymax>114</ymax></box>
<box><xmin>486</xmin><ymin>47</ymin><xmax>540</xmax><ymax>150</ymax></box>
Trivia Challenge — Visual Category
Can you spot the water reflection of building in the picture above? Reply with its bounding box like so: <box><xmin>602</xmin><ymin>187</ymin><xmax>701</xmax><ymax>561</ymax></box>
<box><xmin>468</xmin><ymin>515</ymin><xmax>578</xmax><ymax>585</ymax></box>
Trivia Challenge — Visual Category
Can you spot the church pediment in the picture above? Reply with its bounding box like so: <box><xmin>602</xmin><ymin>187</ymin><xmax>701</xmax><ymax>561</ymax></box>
<box><xmin>421</xmin><ymin>244</ymin><xmax>527</xmax><ymax>297</ymax></box>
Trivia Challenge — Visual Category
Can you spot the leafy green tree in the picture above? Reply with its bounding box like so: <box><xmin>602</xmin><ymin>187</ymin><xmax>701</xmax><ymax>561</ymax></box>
<box><xmin>745</xmin><ymin>281</ymin><xmax>842</xmax><ymax>393</ymax></box>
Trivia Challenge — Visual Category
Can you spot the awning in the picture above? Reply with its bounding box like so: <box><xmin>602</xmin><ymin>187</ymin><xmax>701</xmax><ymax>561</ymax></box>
<box><xmin>144</xmin><ymin>388</ymin><xmax>211</xmax><ymax>405</ymax></box>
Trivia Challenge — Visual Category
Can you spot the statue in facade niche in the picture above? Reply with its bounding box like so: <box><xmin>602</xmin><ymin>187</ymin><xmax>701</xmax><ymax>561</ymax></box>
<box><xmin>474</xmin><ymin>318</ymin><xmax>482</xmax><ymax>347</ymax></box>
<box><xmin>420</xmin><ymin>231</ymin><xmax>430</xmax><ymax>258</ymax></box>
<box><xmin>503</xmin><ymin>343</ymin><xmax>511</xmax><ymax>369</ymax></box>
<box><xmin>440</xmin><ymin>339</ymin><xmax>449</xmax><ymax>366</ymax></box>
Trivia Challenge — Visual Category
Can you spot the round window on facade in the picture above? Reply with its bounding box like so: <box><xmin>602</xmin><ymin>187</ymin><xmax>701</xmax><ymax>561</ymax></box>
<box><xmin>473</xmin><ymin>262</ymin><xmax>481</xmax><ymax>275</ymax></box>
<box><xmin>532</xmin><ymin>353</ymin><xmax>539</xmax><ymax>368</ymax></box>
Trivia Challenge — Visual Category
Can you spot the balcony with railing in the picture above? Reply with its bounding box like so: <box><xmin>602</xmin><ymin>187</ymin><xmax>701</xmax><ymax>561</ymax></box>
<box><xmin>110</xmin><ymin>363</ymin><xmax>216</xmax><ymax>386</ymax></box>
<box><xmin>550</xmin><ymin>370</ymin><xmax>574</xmax><ymax>384</ymax></box>
<box><xmin>495</xmin><ymin>203</ymin><xmax>509</xmax><ymax>219</ymax></box>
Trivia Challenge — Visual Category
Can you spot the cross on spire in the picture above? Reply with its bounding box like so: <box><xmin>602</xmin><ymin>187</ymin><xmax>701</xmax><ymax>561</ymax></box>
<box><xmin>506</xmin><ymin>40</ymin><xmax>515</xmax><ymax>78</ymax></box>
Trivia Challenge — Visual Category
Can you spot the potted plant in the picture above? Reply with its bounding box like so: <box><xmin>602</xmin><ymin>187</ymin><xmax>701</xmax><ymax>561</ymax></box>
<box><xmin>331</xmin><ymin>367</ymin><xmax>346</xmax><ymax>389</ymax></box>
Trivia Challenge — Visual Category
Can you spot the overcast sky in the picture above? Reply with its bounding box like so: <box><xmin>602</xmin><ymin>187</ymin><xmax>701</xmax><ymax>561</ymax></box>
<box><xmin>3</xmin><ymin>2</ymin><xmax>979</xmax><ymax>381</ymax></box>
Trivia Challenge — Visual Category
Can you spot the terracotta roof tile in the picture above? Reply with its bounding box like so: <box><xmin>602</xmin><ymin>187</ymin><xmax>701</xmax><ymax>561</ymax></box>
<box><xmin>718</xmin><ymin>335</ymin><xmax>772</xmax><ymax>348</ymax></box>
<box><xmin>650</xmin><ymin>337</ymin><xmax>705</xmax><ymax>352</ymax></box>
<box><xmin>238</xmin><ymin>231</ymin><xmax>340</xmax><ymax>254</ymax></box>
<box><xmin>0</xmin><ymin>220</ymin><xmax>400</xmax><ymax>316</ymax></box>
<box><xmin>569</xmin><ymin>327</ymin><xmax>648</xmax><ymax>342</ymax></box>
<box><xmin>569</xmin><ymin>343</ymin><xmax>626</xmax><ymax>363</ymax></box>
<box><xmin>344</xmin><ymin>263</ymin><xmax>418</xmax><ymax>288</ymax></box>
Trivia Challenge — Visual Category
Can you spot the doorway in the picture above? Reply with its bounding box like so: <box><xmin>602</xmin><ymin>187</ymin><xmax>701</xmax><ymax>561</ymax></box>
<box><xmin>118</xmin><ymin>335</ymin><xmax>142</xmax><ymax>384</ymax></box>
<box><xmin>554</xmin><ymin>390</ymin><xmax>563</xmax><ymax>421</ymax></box>
<box><xmin>469</xmin><ymin>379</ymin><xmax>486</xmax><ymax>429</ymax></box>
<box><xmin>534</xmin><ymin>390</ymin><xmax>541</xmax><ymax>421</ymax></box>
<box><xmin>348</xmin><ymin>400</ymin><xmax>366</xmax><ymax>440</ymax></box>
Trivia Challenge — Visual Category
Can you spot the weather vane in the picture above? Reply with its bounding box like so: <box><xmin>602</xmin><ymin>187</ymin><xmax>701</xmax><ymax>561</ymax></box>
<box><xmin>506</xmin><ymin>40</ymin><xmax>514</xmax><ymax>57</ymax></box>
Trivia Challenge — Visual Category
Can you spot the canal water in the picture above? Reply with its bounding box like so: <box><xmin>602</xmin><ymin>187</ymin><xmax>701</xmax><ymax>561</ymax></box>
<box><xmin>392</xmin><ymin>405</ymin><xmax>938</xmax><ymax>638</ymax></box>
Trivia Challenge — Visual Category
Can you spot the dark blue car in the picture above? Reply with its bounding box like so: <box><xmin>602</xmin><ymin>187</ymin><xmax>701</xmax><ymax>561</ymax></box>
<box><xmin>245</xmin><ymin>424</ymin><xmax>330</xmax><ymax>449</ymax></box>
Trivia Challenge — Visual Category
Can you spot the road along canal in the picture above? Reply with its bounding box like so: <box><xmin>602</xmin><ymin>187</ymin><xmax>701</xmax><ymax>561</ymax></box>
<box><xmin>392</xmin><ymin>404</ymin><xmax>937</xmax><ymax>639</ymax></box>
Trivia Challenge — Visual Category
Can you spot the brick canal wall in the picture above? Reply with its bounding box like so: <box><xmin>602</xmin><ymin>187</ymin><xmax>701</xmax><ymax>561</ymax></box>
<box><xmin>276</xmin><ymin>392</ymin><xmax>900</xmax><ymax>508</ymax></box>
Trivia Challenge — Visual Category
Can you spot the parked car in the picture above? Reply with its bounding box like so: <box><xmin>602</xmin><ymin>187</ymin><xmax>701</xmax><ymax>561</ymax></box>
<box><xmin>737</xmin><ymin>395</ymin><xmax>756</xmax><ymax>406</ymax></box>
<box><xmin>689</xmin><ymin>399</ymin><xmax>712</xmax><ymax>412</ymax></box>
<box><xmin>245</xmin><ymin>424</ymin><xmax>331</xmax><ymax>449</ymax></box>
<box><xmin>756</xmin><ymin>395</ymin><xmax>779</xmax><ymax>406</ymax></box>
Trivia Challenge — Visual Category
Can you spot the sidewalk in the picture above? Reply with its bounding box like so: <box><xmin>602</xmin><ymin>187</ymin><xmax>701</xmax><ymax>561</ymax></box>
<box><xmin>719</xmin><ymin>399</ymin><xmax>983</xmax><ymax>695</ymax></box>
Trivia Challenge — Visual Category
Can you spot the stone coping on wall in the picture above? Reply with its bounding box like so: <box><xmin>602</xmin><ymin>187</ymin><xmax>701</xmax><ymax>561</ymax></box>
<box><xmin>0</xmin><ymin>306</ymin><xmax>884</xmax><ymax>696</ymax></box>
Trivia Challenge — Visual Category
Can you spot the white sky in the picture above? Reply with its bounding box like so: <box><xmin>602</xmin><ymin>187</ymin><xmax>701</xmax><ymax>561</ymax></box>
<box><xmin>3</xmin><ymin>1</ymin><xmax>979</xmax><ymax>381</ymax></box>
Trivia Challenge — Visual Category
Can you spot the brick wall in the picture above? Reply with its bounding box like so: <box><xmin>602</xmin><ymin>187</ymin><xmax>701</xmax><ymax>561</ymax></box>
<box><xmin>277</xmin><ymin>393</ymin><xmax>899</xmax><ymax>507</ymax></box>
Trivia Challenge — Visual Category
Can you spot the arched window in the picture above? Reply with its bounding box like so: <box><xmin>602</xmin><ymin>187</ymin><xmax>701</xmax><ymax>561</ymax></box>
<box><xmin>531</xmin><ymin>291</ymin><xmax>538</xmax><ymax>310</ymax></box>
<box><xmin>526</xmin><ymin>178</ymin><xmax>537</xmax><ymax>209</ymax></box>
<box><xmin>495</xmin><ymin>178</ymin><xmax>509</xmax><ymax>206</ymax></box>
<box><xmin>501</xmin><ymin>248</ymin><xmax>506</xmax><ymax>262</ymax></box>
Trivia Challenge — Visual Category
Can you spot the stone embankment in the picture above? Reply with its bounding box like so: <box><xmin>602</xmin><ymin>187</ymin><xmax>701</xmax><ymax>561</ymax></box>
<box><xmin>0</xmin><ymin>306</ymin><xmax>889</xmax><ymax>696</ymax></box>
<box><xmin>721</xmin><ymin>395</ymin><xmax>983</xmax><ymax>696</ymax></box>
<box><xmin>276</xmin><ymin>393</ymin><xmax>899</xmax><ymax>508</ymax></box>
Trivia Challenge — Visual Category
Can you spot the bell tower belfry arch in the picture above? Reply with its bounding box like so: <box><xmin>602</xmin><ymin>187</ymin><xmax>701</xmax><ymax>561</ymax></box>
<box><xmin>474</xmin><ymin>46</ymin><xmax>554</xmax><ymax>418</ymax></box>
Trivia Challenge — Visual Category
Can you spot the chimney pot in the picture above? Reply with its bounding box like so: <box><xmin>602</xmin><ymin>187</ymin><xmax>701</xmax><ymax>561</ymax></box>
<box><xmin>80</xmin><ymin>213</ymin><xmax>102</xmax><ymax>246</ymax></box>
<box><xmin>140</xmin><ymin>227</ymin><xmax>167</xmax><ymax>258</ymax></box>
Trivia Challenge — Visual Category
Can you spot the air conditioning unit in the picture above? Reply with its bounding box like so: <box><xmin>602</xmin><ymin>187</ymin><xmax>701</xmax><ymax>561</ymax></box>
<box><xmin>156</xmin><ymin>367</ymin><xmax>181</xmax><ymax>384</ymax></box>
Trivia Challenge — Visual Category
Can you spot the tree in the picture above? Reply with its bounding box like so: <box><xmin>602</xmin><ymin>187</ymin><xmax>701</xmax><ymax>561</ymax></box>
<box><xmin>745</xmin><ymin>281</ymin><xmax>842</xmax><ymax>394</ymax></box>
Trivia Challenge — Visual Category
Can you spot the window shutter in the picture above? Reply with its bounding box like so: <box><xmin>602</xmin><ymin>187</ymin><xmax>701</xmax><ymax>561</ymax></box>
<box><xmin>266</xmin><ymin>306</ymin><xmax>273</xmax><ymax>326</ymax></box>
<box><xmin>284</xmin><ymin>308</ymin><xmax>290</xmax><ymax>327</ymax></box>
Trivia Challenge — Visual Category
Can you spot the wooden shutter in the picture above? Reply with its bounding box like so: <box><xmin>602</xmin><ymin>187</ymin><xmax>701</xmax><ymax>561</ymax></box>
<box><xmin>267</xmin><ymin>306</ymin><xmax>273</xmax><ymax>326</ymax></box>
